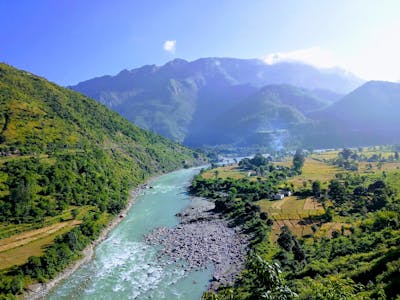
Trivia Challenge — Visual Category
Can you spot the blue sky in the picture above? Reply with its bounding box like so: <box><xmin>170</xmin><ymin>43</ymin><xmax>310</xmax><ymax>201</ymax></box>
<box><xmin>1</xmin><ymin>0</ymin><xmax>399</xmax><ymax>85</ymax></box>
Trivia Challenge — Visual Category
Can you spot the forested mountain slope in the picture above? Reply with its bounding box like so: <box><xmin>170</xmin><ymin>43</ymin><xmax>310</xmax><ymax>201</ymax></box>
<box><xmin>0</xmin><ymin>63</ymin><xmax>200</xmax><ymax>296</ymax></box>
<box><xmin>0</xmin><ymin>62</ymin><xmax>199</xmax><ymax>222</ymax></box>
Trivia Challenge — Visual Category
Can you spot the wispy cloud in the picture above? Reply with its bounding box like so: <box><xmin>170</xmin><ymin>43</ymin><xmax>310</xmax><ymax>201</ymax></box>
<box><xmin>263</xmin><ymin>36</ymin><xmax>400</xmax><ymax>82</ymax></box>
<box><xmin>263</xmin><ymin>47</ymin><xmax>342</xmax><ymax>69</ymax></box>
<box><xmin>163</xmin><ymin>40</ymin><xmax>176</xmax><ymax>53</ymax></box>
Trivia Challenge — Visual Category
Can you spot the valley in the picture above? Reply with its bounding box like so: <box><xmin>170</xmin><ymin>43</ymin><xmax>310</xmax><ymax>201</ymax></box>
<box><xmin>0</xmin><ymin>60</ymin><xmax>399</xmax><ymax>300</ymax></box>
<box><xmin>2</xmin><ymin>2</ymin><xmax>399</xmax><ymax>299</ymax></box>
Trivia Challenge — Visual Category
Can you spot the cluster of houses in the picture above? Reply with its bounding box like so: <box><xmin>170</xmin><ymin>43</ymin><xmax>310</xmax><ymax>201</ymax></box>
<box><xmin>273</xmin><ymin>190</ymin><xmax>292</xmax><ymax>200</ymax></box>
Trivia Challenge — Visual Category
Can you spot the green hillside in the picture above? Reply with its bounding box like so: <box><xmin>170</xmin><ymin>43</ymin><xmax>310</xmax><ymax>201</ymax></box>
<box><xmin>184</xmin><ymin>84</ymin><xmax>316</xmax><ymax>148</ymax></box>
<box><xmin>0</xmin><ymin>63</ymin><xmax>201</xmax><ymax>296</ymax></box>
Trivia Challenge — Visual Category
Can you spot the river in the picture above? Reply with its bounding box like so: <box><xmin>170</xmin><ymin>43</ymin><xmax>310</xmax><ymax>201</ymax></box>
<box><xmin>47</xmin><ymin>167</ymin><xmax>212</xmax><ymax>300</ymax></box>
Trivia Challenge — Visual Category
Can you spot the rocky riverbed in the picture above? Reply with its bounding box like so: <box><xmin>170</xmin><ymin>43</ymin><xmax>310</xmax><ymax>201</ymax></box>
<box><xmin>145</xmin><ymin>197</ymin><xmax>248</xmax><ymax>289</ymax></box>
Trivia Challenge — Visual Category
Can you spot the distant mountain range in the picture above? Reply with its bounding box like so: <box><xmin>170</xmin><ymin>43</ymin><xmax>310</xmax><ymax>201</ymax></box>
<box><xmin>305</xmin><ymin>81</ymin><xmax>400</xmax><ymax>148</ymax></box>
<box><xmin>69</xmin><ymin>57</ymin><xmax>400</xmax><ymax>150</ymax></box>
<box><xmin>70</xmin><ymin>58</ymin><xmax>361</xmax><ymax>145</ymax></box>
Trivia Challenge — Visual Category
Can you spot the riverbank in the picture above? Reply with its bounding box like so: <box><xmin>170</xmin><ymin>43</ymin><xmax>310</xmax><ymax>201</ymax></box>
<box><xmin>145</xmin><ymin>197</ymin><xmax>249</xmax><ymax>290</ymax></box>
<box><xmin>24</xmin><ymin>178</ymin><xmax>155</xmax><ymax>300</ymax></box>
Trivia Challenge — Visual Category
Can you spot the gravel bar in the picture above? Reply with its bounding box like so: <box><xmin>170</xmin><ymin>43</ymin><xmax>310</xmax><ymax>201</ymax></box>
<box><xmin>145</xmin><ymin>198</ymin><xmax>248</xmax><ymax>289</ymax></box>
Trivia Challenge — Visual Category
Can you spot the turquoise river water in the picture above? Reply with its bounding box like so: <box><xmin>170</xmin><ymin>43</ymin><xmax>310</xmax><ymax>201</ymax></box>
<box><xmin>47</xmin><ymin>167</ymin><xmax>212</xmax><ymax>300</ymax></box>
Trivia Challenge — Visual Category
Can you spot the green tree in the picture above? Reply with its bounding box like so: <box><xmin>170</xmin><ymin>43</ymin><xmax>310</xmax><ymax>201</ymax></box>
<box><xmin>71</xmin><ymin>208</ymin><xmax>79</xmax><ymax>220</ymax></box>
<box><xmin>293</xmin><ymin>149</ymin><xmax>305</xmax><ymax>173</ymax></box>
<box><xmin>292</xmin><ymin>239</ymin><xmax>306</xmax><ymax>262</ymax></box>
<box><xmin>247</xmin><ymin>254</ymin><xmax>297</xmax><ymax>300</ymax></box>
<box><xmin>312</xmin><ymin>180</ymin><xmax>322</xmax><ymax>197</ymax></box>
<box><xmin>339</xmin><ymin>148</ymin><xmax>353</xmax><ymax>160</ymax></box>
<box><xmin>251</xmin><ymin>153</ymin><xmax>269</xmax><ymax>167</ymax></box>
<box><xmin>277</xmin><ymin>226</ymin><xmax>294</xmax><ymax>252</ymax></box>
<box><xmin>9</xmin><ymin>276</ymin><xmax>24</xmax><ymax>295</ymax></box>
<box><xmin>328</xmin><ymin>180</ymin><xmax>347</xmax><ymax>204</ymax></box>
<box><xmin>299</xmin><ymin>276</ymin><xmax>361</xmax><ymax>300</ymax></box>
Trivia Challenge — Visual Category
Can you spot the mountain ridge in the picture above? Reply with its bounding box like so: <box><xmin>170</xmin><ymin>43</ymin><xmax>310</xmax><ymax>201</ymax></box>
<box><xmin>70</xmin><ymin>57</ymin><xmax>363</xmax><ymax>144</ymax></box>
<box><xmin>184</xmin><ymin>84</ymin><xmax>316</xmax><ymax>148</ymax></box>
<box><xmin>305</xmin><ymin>80</ymin><xmax>400</xmax><ymax>147</ymax></box>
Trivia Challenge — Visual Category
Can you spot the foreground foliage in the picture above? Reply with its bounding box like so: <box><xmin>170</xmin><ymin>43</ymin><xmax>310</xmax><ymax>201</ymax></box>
<box><xmin>194</xmin><ymin>153</ymin><xmax>400</xmax><ymax>299</ymax></box>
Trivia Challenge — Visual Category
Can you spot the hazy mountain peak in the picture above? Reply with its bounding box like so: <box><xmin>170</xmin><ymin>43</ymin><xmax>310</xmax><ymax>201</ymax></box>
<box><xmin>117</xmin><ymin>69</ymin><xmax>131</xmax><ymax>76</ymax></box>
<box><xmin>361</xmin><ymin>80</ymin><xmax>400</xmax><ymax>89</ymax></box>
<box><xmin>163</xmin><ymin>58</ymin><xmax>189</xmax><ymax>67</ymax></box>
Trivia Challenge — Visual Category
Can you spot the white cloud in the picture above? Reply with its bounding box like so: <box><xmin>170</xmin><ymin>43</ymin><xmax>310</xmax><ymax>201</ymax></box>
<box><xmin>263</xmin><ymin>30</ymin><xmax>400</xmax><ymax>82</ymax></box>
<box><xmin>263</xmin><ymin>47</ymin><xmax>343</xmax><ymax>69</ymax></box>
<box><xmin>163</xmin><ymin>40</ymin><xmax>176</xmax><ymax>53</ymax></box>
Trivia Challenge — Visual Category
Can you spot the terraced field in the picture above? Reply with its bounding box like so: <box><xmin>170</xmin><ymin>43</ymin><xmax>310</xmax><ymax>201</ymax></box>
<box><xmin>358</xmin><ymin>161</ymin><xmax>400</xmax><ymax>173</ymax></box>
<box><xmin>0</xmin><ymin>206</ymin><xmax>95</xmax><ymax>269</ymax></box>
<box><xmin>256</xmin><ymin>196</ymin><xmax>325</xmax><ymax>240</ymax></box>
<box><xmin>0</xmin><ymin>220</ymin><xmax>80</xmax><ymax>269</ymax></box>
<box><xmin>274</xmin><ymin>158</ymin><xmax>342</xmax><ymax>188</ymax></box>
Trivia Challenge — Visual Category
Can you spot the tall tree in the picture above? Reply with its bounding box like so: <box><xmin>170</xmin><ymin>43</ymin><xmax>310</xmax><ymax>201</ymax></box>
<box><xmin>293</xmin><ymin>149</ymin><xmax>305</xmax><ymax>173</ymax></box>
<box><xmin>247</xmin><ymin>253</ymin><xmax>297</xmax><ymax>300</ymax></box>
<box><xmin>312</xmin><ymin>180</ymin><xmax>322</xmax><ymax>197</ymax></box>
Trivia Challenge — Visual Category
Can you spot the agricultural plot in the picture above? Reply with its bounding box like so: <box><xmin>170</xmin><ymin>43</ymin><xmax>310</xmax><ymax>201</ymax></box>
<box><xmin>314</xmin><ymin>222</ymin><xmax>351</xmax><ymax>238</ymax></box>
<box><xmin>271</xmin><ymin>219</ymin><xmax>316</xmax><ymax>242</ymax></box>
<box><xmin>275</xmin><ymin>158</ymin><xmax>341</xmax><ymax>189</ymax></box>
<box><xmin>310</xmin><ymin>150</ymin><xmax>340</xmax><ymax>160</ymax></box>
<box><xmin>0</xmin><ymin>220</ymin><xmax>80</xmax><ymax>270</ymax></box>
<box><xmin>257</xmin><ymin>196</ymin><xmax>324</xmax><ymax>220</ymax></box>
<box><xmin>358</xmin><ymin>161</ymin><xmax>400</xmax><ymax>173</ymax></box>
<box><xmin>0</xmin><ymin>206</ymin><xmax>95</xmax><ymax>270</ymax></box>
<box><xmin>257</xmin><ymin>196</ymin><xmax>325</xmax><ymax>240</ymax></box>
<box><xmin>0</xmin><ymin>206</ymin><xmax>93</xmax><ymax>239</ymax></box>
<box><xmin>310</xmin><ymin>148</ymin><xmax>400</xmax><ymax>174</ymax></box>
<box><xmin>361</xmin><ymin>149</ymin><xmax>397</xmax><ymax>159</ymax></box>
